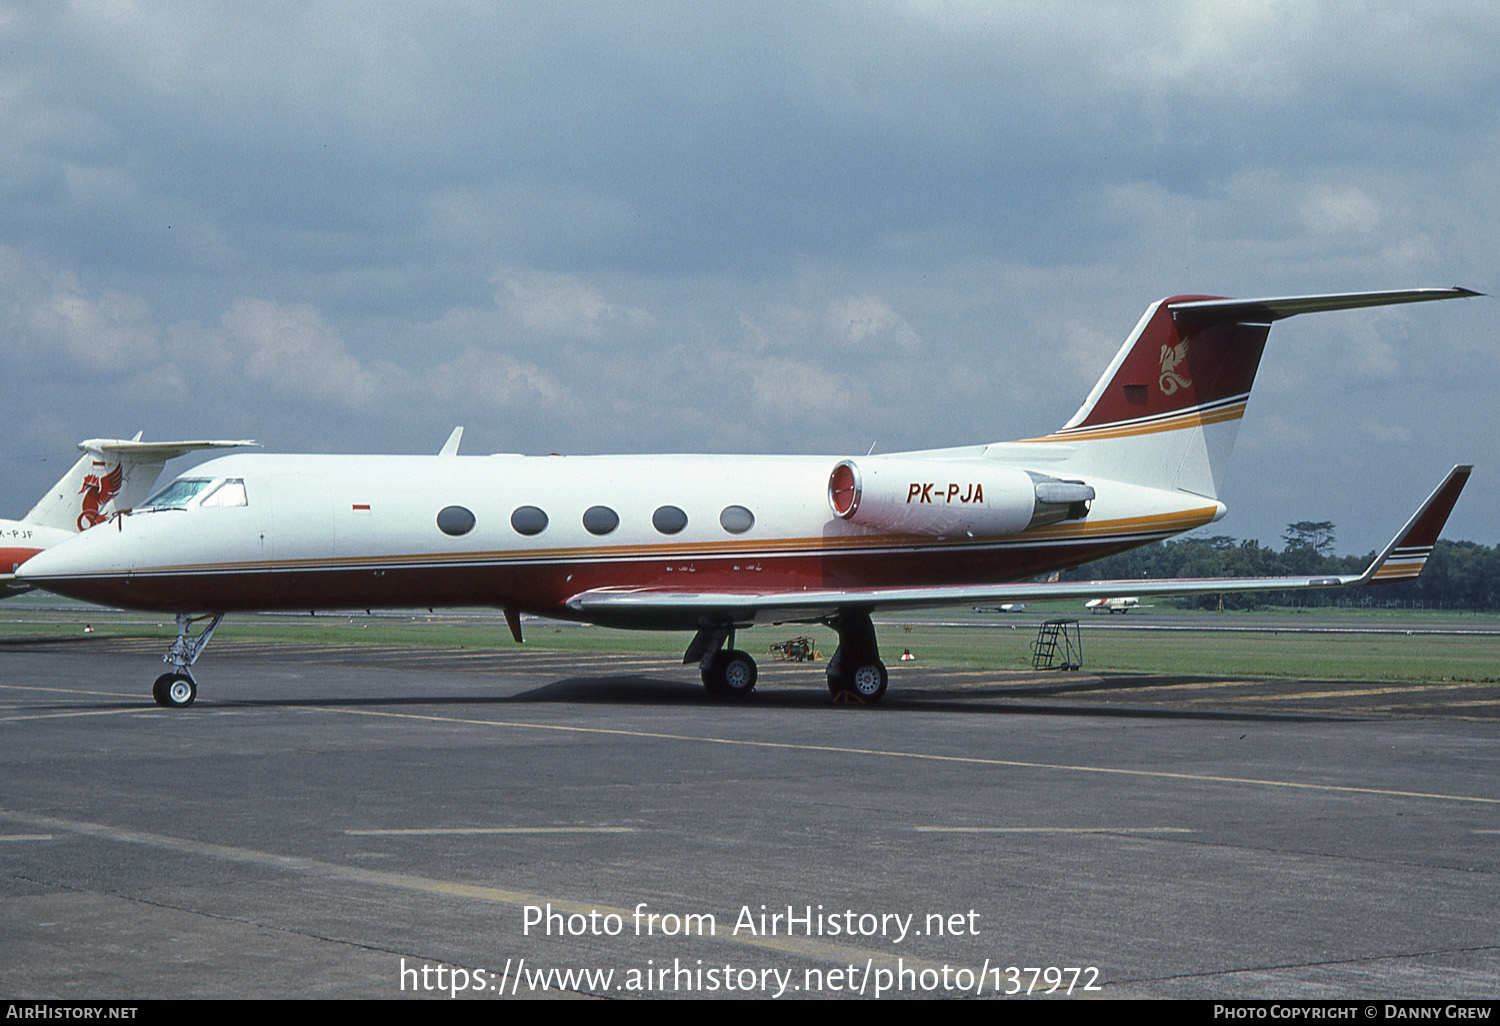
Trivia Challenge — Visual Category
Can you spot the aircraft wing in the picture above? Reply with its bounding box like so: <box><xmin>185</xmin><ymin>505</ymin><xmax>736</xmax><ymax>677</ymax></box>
<box><xmin>566</xmin><ymin>466</ymin><xmax>1471</xmax><ymax>628</ymax></box>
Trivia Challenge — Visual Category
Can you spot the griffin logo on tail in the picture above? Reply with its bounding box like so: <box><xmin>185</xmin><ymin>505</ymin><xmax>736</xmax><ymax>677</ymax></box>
<box><xmin>77</xmin><ymin>463</ymin><xmax>124</xmax><ymax>530</ymax></box>
<box><xmin>1158</xmin><ymin>340</ymin><xmax>1190</xmax><ymax>395</ymax></box>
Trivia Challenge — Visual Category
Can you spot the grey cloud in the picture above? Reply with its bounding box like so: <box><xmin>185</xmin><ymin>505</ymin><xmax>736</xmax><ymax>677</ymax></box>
<box><xmin>0</xmin><ymin>2</ymin><xmax>1495</xmax><ymax>550</ymax></box>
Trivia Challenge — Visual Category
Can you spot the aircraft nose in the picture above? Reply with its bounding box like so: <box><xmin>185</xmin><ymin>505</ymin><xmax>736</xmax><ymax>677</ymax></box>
<box><xmin>15</xmin><ymin>529</ymin><xmax>125</xmax><ymax>583</ymax></box>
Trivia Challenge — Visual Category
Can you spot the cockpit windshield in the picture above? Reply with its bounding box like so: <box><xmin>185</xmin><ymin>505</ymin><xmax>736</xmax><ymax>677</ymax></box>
<box><xmin>141</xmin><ymin>477</ymin><xmax>249</xmax><ymax>510</ymax></box>
<box><xmin>141</xmin><ymin>477</ymin><xmax>248</xmax><ymax>510</ymax></box>
<box><xmin>140</xmin><ymin>478</ymin><xmax>215</xmax><ymax>510</ymax></box>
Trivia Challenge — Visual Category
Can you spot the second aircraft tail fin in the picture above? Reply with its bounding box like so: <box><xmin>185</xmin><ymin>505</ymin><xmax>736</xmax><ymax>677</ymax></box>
<box><xmin>22</xmin><ymin>435</ymin><xmax>257</xmax><ymax>532</ymax></box>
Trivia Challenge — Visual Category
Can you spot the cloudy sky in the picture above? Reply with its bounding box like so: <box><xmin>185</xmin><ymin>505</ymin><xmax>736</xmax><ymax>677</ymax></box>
<box><xmin>1</xmin><ymin>1</ymin><xmax>1496</xmax><ymax>552</ymax></box>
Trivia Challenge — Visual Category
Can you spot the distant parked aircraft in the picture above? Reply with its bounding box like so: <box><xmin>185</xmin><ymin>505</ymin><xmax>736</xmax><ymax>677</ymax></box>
<box><xmin>2</xmin><ymin>434</ymin><xmax>254</xmax><ymax>597</ymax></box>
<box><xmin>1086</xmin><ymin>597</ymin><xmax>1142</xmax><ymax>614</ymax></box>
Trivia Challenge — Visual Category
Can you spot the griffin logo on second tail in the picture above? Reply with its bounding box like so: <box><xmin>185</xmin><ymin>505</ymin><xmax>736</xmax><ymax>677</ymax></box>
<box><xmin>77</xmin><ymin>463</ymin><xmax>124</xmax><ymax>530</ymax></box>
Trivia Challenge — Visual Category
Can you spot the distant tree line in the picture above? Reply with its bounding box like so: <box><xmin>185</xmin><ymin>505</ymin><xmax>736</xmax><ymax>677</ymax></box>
<box><xmin>1065</xmin><ymin>528</ymin><xmax>1500</xmax><ymax>611</ymax></box>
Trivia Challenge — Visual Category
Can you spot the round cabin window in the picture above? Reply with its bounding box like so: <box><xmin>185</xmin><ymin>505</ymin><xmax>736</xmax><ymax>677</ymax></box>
<box><xmin>582</xmin><ymin>505</ymin><xmax>619</xmax><ymax>535</ymax></box>
<box><xmin>652</xmin><ymin>505</ymin><xmax>688</xmax><ymax>534</ymax></box>
<box><xmin>510</xmin><ymin>505</ymin><xmax>549</xmax><ymax>536</ymax></box>
<box><xmin>436</xmin><ymin>505</ymin><xmax>476</xmax><ymax>536</ymax></box>
<box><xmin>719</xmin><ymin>505</ymin><xmax>755</xmax><ymax>534</ymax></box>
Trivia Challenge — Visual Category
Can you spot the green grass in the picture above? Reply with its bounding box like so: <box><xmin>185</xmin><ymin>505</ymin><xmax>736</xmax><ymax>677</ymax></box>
<box><xmin>4</xmin><ymin>605</ymin><xmax>1497</xmax><ymax>683</ymax></box>
<box><xmin>866</xmin><ymin>622</ymin><xmax>1500</xmax><ymax>681</ymax></box>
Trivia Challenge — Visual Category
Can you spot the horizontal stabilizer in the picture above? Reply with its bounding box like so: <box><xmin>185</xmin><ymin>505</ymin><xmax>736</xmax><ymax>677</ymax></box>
<box><xmin>78</xmin><ymin>438</ymin><xmax>259</xmax><ymax>460</ymax></box>
<box><xmin>1169</xmin><ymin>287</ymin><xmax>1480</xmax><ymax>331</ymax></box>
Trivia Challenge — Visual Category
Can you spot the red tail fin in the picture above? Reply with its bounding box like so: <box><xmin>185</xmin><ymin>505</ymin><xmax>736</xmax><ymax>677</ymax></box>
<box><xmin>1061</xmin><ymin>296</ymin><xmax>1267</xmax><ymax>435</ymax></box>
<box><xmin>1060</xmin><ymin>288</ymin><xmax>1478</xmax><ymax>438</ymax></box>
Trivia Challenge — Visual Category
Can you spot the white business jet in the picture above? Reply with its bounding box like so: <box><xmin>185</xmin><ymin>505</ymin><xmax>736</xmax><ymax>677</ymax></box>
<box><xmin>17</xmin><ymin>289</ymin><xmax>1476</xmax><ymax>707</ymax></box>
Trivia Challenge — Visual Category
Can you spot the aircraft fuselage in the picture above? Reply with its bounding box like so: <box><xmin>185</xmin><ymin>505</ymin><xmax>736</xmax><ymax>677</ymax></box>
<box><xmin>23</xmin><ymin>450</ymin><xmax>1220</xmax><ymax>627</ymax></box>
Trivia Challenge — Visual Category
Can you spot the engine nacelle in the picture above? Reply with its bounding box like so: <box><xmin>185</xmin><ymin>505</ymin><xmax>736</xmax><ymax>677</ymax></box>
<box><xmin>827</xmin><ymin>458</ymin><xmax>1093</xmax><ymax>537</ymax></box>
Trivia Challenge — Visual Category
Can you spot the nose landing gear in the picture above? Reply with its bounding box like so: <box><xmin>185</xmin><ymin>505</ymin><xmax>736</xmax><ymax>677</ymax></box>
<box><xmin>151</xmin><ymin>613</ymin><xmax>223</xmax><ymax>708</ymax></box>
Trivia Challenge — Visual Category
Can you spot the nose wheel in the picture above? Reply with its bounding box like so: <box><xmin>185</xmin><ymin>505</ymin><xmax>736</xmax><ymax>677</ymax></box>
<box><xmin>152</xmin><ymin>673</ymin><xmax>197</xmax><ymax>708</ymax></box>
<box><xmin>151</xmin><ymin>613</ymin><xmax>222</xmax><ymax>708</ymax></box>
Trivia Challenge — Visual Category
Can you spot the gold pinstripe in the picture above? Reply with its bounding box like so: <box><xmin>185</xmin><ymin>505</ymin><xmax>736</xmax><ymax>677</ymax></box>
<box><xmin>84</xmin><ymin>506</ymin><xmax>1223</xmax><ymax>576</ymax></box>
<box><xmin>1013</xmin><ymin>400</ymin><xmax>1247</xmax><ymax>444</ymax></box>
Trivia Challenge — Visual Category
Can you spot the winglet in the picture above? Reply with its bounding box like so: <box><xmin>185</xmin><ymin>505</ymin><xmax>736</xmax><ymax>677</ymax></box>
<box><xmin>439</xmin><ymin>426</ymin><xmax>464</xmax><ymax>457</ymax></box>
<box><xmin>1358</xmin><ymin>465</ymin><xmax>1472</xmax><ymax>584</ymax></box>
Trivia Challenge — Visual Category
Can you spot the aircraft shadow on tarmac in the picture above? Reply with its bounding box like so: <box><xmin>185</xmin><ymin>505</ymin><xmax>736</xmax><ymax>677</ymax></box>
<box><xmin>4</xmin><ymin>636</ymin><xmax>1347</xmax><ymax>720</ymax></box>
<box><xmin>102</xmin><ymin>672</ymin><xmax>1345</xmax><ymax>723</ymax></box>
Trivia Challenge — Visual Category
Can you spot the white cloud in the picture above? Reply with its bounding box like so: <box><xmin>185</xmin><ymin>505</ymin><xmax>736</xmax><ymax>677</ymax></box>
<box><xmin>739</xmin><ymin>352</ymin><xmax>859</xmax><ymax>422</ymax></box>
<box><xmin>0</xmin><ymin>247</ymin><xmax>162</xmax><ymax>374</ymax></box>
<box><xmin>825</xmin><ymin>294</ymin><xmax>922</xmax><ymax>352</ymax></box>
<box><xmin>426</xmin><ymin>347</ymin><xmax>574</xmax><ymax>413</ymax></box>
<box><xmin>221</xmin><ymin>299</ymin><xmax>401</xmax><ymax>408</ymax></box>
<box><xmin>497</xmin><ymin>271</ymin><xmax>655</xmax><ymax>341</ymax></box>
<box><xmin>32</xmin><ymin>283</ymin><xmax>161</xmax><ymax>373</ymax></box>
<box><xmin>1051</xmin><ymin>318</ymin><xmax>1122</xmax><ymax>395</ymax></box>
<box><xmin>1337</xmin><ymin>330</ymin><xmax>1402</xmax><ymax>381</ymax></box>
<box><xmin>1299</xmin><ymin>185</ymin><xmax>1382</xmax><ymax>239</ymax></box>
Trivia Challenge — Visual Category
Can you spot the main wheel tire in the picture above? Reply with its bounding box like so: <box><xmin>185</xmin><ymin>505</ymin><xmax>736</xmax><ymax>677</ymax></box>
<box><xmin>719</xmin><ymin>649</ymin><xmax>757</xmax><ymax>698</ymax></box>
<box><xmin>702</xmin><ymin>650</ymin><xmax>758</xmax><ymax>699</ymax></box>
<box><xmin>850</xmin><ymin>661</ymin><xmax>888</xmax><ymax>702</ymax></box>
<box><xmin>827</xmin><ymin>661</ymin><xmax>887</xmax><ymax>704</ymax></box>
<box><xmin>153</xmin><ymin>672</ymin><xmax>196</xmax><ymax>708</ymax></box>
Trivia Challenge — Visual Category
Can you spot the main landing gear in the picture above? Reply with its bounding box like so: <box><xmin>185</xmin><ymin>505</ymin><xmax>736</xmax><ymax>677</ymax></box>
<box><xmin>151</xmin><ymin>613</ymin><xmax>223</xmax><ymax>708</ymax></box>
<box><xmin>824</xmin><ymin>610</ymin><xmax>887</xmax><ymax>704</ymax></box>
<box><xmin>682</xmin><ymin>609</ymin><xmax>889</xmax><ymax>704</ymax></box>
<box><xmin>685</xmin><ymin>626</ymin><xmax>758</xmax><ymax>699</ymax></box>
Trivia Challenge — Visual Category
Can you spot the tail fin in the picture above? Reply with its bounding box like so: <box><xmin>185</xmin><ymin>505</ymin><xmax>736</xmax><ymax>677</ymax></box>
<box><xmin>22</xmin><ymin>435</ymin><xmax>257</xmax><ymax>532</ymax></box>
<box><xmin>1048</xmin><ymin>288</ymin><xmax>1478</xmax><ymax>499</ymax></box>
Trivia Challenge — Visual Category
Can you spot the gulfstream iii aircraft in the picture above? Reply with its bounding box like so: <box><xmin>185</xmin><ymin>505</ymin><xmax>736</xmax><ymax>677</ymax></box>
<box><xmin>1</xmin><ymin>435</ymin><xmax>255</xmax><ymax>598</ymax></box>
<box><xmin>17</xmin><ymin>288</ymin><xmax>1476</xmax><ymax>707</ymax></box>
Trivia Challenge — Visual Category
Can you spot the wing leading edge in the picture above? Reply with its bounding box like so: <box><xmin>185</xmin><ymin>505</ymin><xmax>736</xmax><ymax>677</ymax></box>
<box><xmin>566</xmin><ymin>466</ymin><xmax>1472</xmax><ymax>628</ymax></box>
